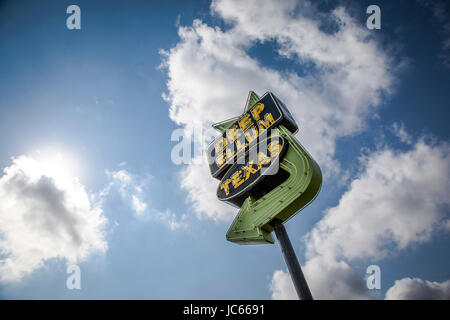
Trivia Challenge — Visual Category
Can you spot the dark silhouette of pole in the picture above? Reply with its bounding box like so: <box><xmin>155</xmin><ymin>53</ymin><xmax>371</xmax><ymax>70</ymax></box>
<box><xmin>271</xmin><ymin>219</ymin><xmax>313</xmax><ymax>300</ymax></box>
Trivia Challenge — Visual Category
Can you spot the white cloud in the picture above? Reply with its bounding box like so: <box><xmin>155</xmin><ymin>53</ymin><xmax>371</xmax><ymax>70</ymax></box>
<box><xmin>179</xmin><ymin>161</ymin><xmax>236</xmax><ymax>222</ymax></box>
<box><xmin>386</xmin><ymin>277</ymin><xmax>450</xmax><ymax>300</ymax></box>
<box><xmin>108</xmin><ymin>169</ymin><xmax>132</xmax><ymax>198</ymax></box>
<box><xmin>106</xmin><ymin>168</ymin><xmax>187</xmax><ymax>229</ymax></box>
<box><xmin>131</xmin><ymin>195</ymin><xmax>147</xmax><ymax>216</ymax></box>
<box><xmin>0</xmin><ymin>155</ymin><xmax>107</xmax><ymax>283</ymax></box>
<box><xmin>270</xmin><ymin>136</ymin><xmax>450</xmax><ymax>299</ymax></box>
<box><xmin>157</xmin><ymin>209</ymin><xmax>188</xmax><ymax>231</ymax></box>
<box><xmin>302</xmin><ymin>257</ymin><xmax>367</xmax><ymax>299</ymax></box>
<box><xmin>161</xmin><ymin>0</ymin><xmax>395</xmax><ymax>221</ymax></box>
<box><xmin>269</xmin><ymin>257</ymin><xmax>367</xmax><ymax>300</ymax></box>
<box><xmin>392</xmin><ymin>122</ymin><xmax>412</xmax><ymax>145</ymax></box>
<box><xmin>269</xmin><ymin>270</ymin><xmax>297</xmax><ymax>300</ymax></box>
<box><xmin>305</xmin><ymin>138</ymin><xmax>450</xmax><ymax>262</ymax></box>
<box><xmin>109</xmin><ymin>169</ymin><xmax>132</xmax><ymax>184</ymax></box>
<box><xmin>106</xmin><ymin>168</ymin><xmax>148</xmax><ymax>216</ymax></box>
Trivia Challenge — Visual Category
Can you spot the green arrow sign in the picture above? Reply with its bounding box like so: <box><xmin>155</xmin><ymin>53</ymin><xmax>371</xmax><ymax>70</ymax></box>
<box><xmin>208</xmin><ymin>91</ymin><xmax>322</xmax><ymax>245</ymax></box>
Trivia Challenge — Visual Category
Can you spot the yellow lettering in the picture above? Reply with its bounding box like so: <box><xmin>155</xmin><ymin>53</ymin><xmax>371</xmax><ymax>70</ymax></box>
<box><xmin>231</xmin><ymin>170</ymin><xmax>245</xmax><ymax>189</ymax></box>
<box><xmin>257</xmin><ymin>152</ymin><xmax>271</xmax><ymax>170</ymax></box>
<box><xmin>216</xmin><ymin>152</ymin><xmax>227</xmax><ymax>168</ymax></box>
<box><xmin>226</xmin><ymin>125</ymin><xmax>241</xmax><ymax>143</ymax></box>
<box><xmin>214</xmin><ymin>137</ymin><xmax>226</xmax><ymax>154</ymax></box>
<box><xmin>220</xmin><ymin>179</ymin><xmax>232</xmax><ymax>196</ymax></box>
<box><xmin>242</xmin><ymin>161</ymin><xmax>258</xmax><ymax>180</ymax></box>
<box><xmin>244</xmin><ymin>126</ymin><xmax>258</xmax><ymax>143</ymax></box>
<box><xmin>238</xmin><ymin>113</ymin><xmax>254</xmax><ymax>132</ymax></box>
<box><xmin>226</xmin><ymin>146</ymin><xmax>236</xmax><ymax>162</ymax></box>
<box><xmin>268</xmin><ymin>140</ymin><xmax>282</xmax><ymax>157</ymax></box>
<box><xmin>251</xmin><ymin>103</ymin><xmax>265</xmax><ymax>121</ymax></box>
<box><xmin>257</xmin><ymin>113</ymin><xmax>275</xmax><ymax>131</ymax></box>
<box><xmin>215</xmin><ymin>137</ymin><xmax>227</xmax><ymax>168</ymax></box>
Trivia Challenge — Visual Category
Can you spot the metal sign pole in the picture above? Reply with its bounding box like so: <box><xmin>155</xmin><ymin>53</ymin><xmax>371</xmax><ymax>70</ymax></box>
<box><xmin>271</xmin><ymin>219</ymin><xmax>313</xmax><ymax>300</ymax></box>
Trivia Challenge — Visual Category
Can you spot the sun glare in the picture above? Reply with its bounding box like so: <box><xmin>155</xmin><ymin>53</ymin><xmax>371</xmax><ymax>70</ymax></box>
<box><xmin>29</xmin><ymin>148</ymin><xmax>82</xmax><ymax>186</ymax></box>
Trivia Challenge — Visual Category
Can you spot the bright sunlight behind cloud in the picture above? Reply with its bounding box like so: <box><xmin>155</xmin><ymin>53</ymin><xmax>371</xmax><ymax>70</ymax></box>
<box><xmin>0</xmin><ymin>154</ymin><xmax>107</xmax><ymax>283</ymax></box>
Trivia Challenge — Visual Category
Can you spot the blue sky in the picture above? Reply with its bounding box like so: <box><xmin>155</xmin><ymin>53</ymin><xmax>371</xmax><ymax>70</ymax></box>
<box><xmin>0</xmin><ymin>0</ymin><xmax>449</xmax><ymax>299</ymax></box>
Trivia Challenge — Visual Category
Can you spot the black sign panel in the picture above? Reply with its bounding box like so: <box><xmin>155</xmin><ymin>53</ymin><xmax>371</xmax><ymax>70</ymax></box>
<box><xmin>207</xmin><ymin>92</ymin><xmax>297</xmax><ymax>179</ymax></box>
<box><xmin>216</xmin><ymin>136</ymin><xmax>288</xmax><ymax>207</ymax></box>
